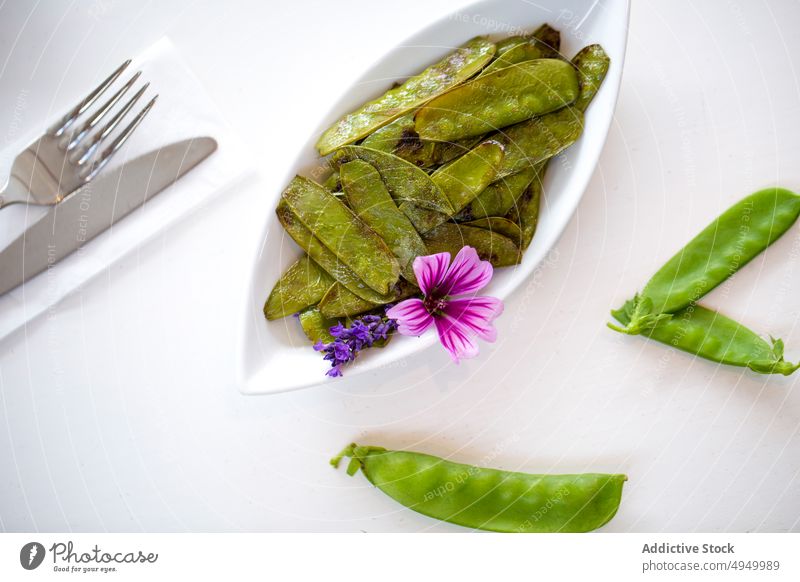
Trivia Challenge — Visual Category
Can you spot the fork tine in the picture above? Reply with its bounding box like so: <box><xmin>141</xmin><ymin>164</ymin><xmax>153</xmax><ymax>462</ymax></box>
<box><xmin>50</xmin><ymin>59</ymin><xmax>131</xmax><ymax>137</ymax></box>
<box><xmin>73</xmin><ymin>82</ymin><xmax>149</xmax><ymax>166</ymax></box>
<box><xmin>66</xmin><ymin>71</ymin><xmax>142</xmax><ymax>151</ymax></box>
<box><xmin>80</xmin><ymin>95</ymin><xmax>157</xmax><ymax>182</ymax></box>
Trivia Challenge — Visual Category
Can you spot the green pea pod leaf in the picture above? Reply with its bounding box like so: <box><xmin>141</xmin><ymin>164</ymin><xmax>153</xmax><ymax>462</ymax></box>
<box><xmin>316</xmin><ymin>37</ymin><xmax>496</xmax><ymax>155</ymax></box>
<box><xmin>415</xmin><ymin>59</ymin><xmax>579</xmax><ymax>142</ymax></box>
<box><xmin>332</xmin><ymin>443</ymin><xmax>627</xmax><ymax>533</ymax></box>
<box><xmin>263</xmin><ymin>255</ymin><xmax>334</xmax><ymax>320</ymax></box>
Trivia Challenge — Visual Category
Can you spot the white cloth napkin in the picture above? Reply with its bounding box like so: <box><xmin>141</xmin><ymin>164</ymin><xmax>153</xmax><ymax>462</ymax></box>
<box><xmin>0</xmin><ymin>37</ymin><xmax>252</xmax><ymax>340</ymax></box>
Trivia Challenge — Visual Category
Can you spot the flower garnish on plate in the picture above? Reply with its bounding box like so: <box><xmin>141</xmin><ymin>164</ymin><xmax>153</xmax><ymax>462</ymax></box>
<box><xmin>314</xmin><ymin>315</ymin><xmax>397</xmax><ymax>377</ymax></box>
<box><xmin>386</xmin><ymin>246</ymin><xmax>504</xmax><ymax>362</ymax></box>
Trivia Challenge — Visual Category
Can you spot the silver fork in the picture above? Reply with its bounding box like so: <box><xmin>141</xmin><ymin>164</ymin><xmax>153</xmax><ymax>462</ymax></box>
<box><xmin>0</xmin><ymin>60</ymin><xmax>157</xmax><ymax>209</ymax></box>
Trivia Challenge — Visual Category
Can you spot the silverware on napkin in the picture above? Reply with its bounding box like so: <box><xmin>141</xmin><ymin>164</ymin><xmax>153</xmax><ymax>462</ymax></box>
<box><xmin>0</xmin><ymin>136</ymin><xmax>218</xmax><ymax>295</ymax></box>
<box><xmin>0</xmin><ymin>60</ymin><xmax>157</xmax><ymax>210</ymax></box>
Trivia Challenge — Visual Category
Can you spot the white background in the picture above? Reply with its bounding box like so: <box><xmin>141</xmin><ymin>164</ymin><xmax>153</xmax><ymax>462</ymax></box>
<box><xmin>1</xmin><ymin>0</ymin><xmax>799</xmax><ymax>532</ymax></box>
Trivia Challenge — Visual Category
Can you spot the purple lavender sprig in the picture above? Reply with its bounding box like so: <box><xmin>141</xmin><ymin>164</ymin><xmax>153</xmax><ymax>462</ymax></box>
<box><xmin>313</xmin><ymin>313</ymin><xmax>398</xmax><ymax>377</ymax></box>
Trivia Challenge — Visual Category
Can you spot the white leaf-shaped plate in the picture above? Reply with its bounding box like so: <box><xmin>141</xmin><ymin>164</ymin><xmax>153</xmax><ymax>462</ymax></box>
<box><xmin>238</xmin><ymin>0</ymin><xmax>630</xmax><ymax>394</ymax></box>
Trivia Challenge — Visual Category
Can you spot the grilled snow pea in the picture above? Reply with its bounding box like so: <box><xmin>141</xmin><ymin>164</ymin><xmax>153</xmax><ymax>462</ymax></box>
<box><xmin>456</xmin><ymin>167</ymin><xmax>537</xmax><ymax>221</ymax></box>
<box><xmin>360</xmin><ymin>113</ymin><xmax>428</xmax><ymax>155</ymax></box>
<box><xmin>613</xmin><ymin>188</ymin><xmax>800</xmax><ymax>335</ymax></box>
<box><xmin>493</xmin><ymin>106</ymin><xmax>583</xmax><ymax>179</ymax></box>
<box><xmin>507</xmin><ymin>162</ymin><xmax>546</xmax><ymax>249</ymax></box>
<box><xmin>282</xmin><ymin>176</ymin><xmax>400</xmax><ymax>294</ymax></box>
<box><xmin>423</xmin><ymin>223</ymin><xmax>520</xmax><ymax>267</ymax></box>
<box><xmin>332</xmin><ymin>146</ymin><xmax>453</xmax><ymax>214</ymax></box>
<box><xmin>432</xmin><ymin>140</ymin><xmax>504</xmax><ymax>213</ymax></box>
<box><xmin>276</xmin><ymin>200</ymin><xmax>393</xmax><ymax>304</ymax></box>
<box><xmin>402</xmin><ymin>140</ymin><xmax>506</xmax><ymax>233</ymax></box>
<box><xmin>320</xmin><ymin>280</ymin><xmax>417</xmax><ymax>318</ymax></box>
<box><xmin>494</xmin><ymin>24</ymin><xmax>560</xmax><ymax>59</ymax></box>
<box><xmin>572</xmin><ymin>44</ymin><xmax>611</xmax><ymax>113</ymax></box>
<box><xmin>362</xmin><ymin>113</ymin><xmax>482</xmax><ymax>169</ymax></box>
<box><xmin>316</xmin><ymin>37</ymin><xmax>496</xmax><ymax>155</ymax></box>
<box><xmin>463</xmin><ymin>217</ymin><xmax>523</xmax><ymax>246</ymax></box>
<box><xmin>332</xmin><ymin>443</ymin><xmax>627</xmax><ymax>533</ymax></box>
<box><xmin>479</xmin><ymin>27</ymin><xmax>561</xmax><ymax>77</ymax></box>
<box><xmin>340</xmin><ymin>160</ymin><xmax>427</xmax><ymax>283</ymax></box>
<box><xmin>264</xmin><ymin>255</ymin><xmax>334</xmax><ymax>320</ymax></box>
<box><xmin>298</xmin><ymin>306</ymin><xmax>338</xmax><ymax>344</ymax></box>
<box><xmin>612</xmin><ymin>300</ymin><xmax>800</xmax><ymax>376</ymax></box>
<box><xmin>415</xmin><ymin>59</ymin><xmax>580</xmax><ymax>142</ymax></box>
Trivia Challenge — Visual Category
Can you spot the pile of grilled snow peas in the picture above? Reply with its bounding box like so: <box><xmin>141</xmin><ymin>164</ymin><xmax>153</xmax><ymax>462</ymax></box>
<box><xmin>264</xmin><ymin>25</ymin><xmax>610</xmax><ymax>348</ymax></box>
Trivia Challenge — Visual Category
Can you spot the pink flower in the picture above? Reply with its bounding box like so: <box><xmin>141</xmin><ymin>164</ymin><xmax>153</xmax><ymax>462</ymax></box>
<box><xmin>386</xmin><ymin>246</ymin><xmax>504</xmax><ymax>363</ymax></box>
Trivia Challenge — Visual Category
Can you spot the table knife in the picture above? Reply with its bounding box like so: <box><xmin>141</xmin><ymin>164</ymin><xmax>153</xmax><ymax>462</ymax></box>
<box><xmin>0</xmin><ymin>136</ymin><xmax>217</xmax><ymax>295</ymax></box>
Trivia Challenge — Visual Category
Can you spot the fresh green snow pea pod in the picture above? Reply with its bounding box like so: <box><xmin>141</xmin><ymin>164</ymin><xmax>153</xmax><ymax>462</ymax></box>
<box><xmin>316</xmin><ymin>38</ymin><xmax>496</xmax><ymax>155</ymax></box>
<box><xmin>276</xmin><ymin>200</ymin><xmax>394</xmax><ymax>304</ymax></box>
<box><xmin>332</xmin><ymin>146</ymin><xmax>453</xmax><ymax>214</ymax></box>
<box><xmin>263</xmin><ymin>255</ymin><xmax>334</xmax><ymax>320</ymax></box>
<box><xmin>319</xmin><ymin>280</ymin><xmax>417</xmax><ymax>319</ymax></box>
<box><xmin>331</xmin><ymin>443</ymin><xmax>627</xmax><ymax>533</ymax></box>
<box><xmin>492</xmin><ymin>106</ymin><xmax>582</xmax><ymax>179</ymax></box>
<box><xmin>340</xmin><ymin>160</ymin><xmax>427</xmax><ymax>283</ymax></box>
<box><xmin>431</xmin><ymin>140</ymin><xmax>504</xmax><ymax>213</ymax></box>
<box><xmin>282</xmin><ymin>176</ymin><xmax>400</xmax><ymax>294</ymax></box>
<box><xmin>611</xmin><ymin>300</ymin><xmax>800</xmax><ymax>375</ymax></box>
<box><xmin>615</xmin><ymin>188</ymin><xmax>800</xmax><ymax>334</ymax></box>
<box><xmin>298</xmin><ymin>306</ymin><xmax>338</xmax><ymax>344</ymax></box>
<box><xmin>456</xmin><ymin>167</ymin><xmax>537</xmax><ymax>221</ymax></box>
<box><xmin>423</xmin><ymin>223</ymin><xmax>520</xmax><ymax>267</ymax></box>
<box><xmin>572</xmin><ymin>44</ymin><xmax>610</xmax><ymax>113</ymax></box>
<box><xmin>463</xmin><ymin>217</ymin><xmax>523</xmax><ymax>246</ymax></box>
<box><xmin>415</xmin><ymin>59</ymin><xmax>580</xmax><ymax>142</ymax></box>
<box><xmin>507</xmin><ymin>162</ymin><xmax>546</xmax><ymax>249</ymax></box>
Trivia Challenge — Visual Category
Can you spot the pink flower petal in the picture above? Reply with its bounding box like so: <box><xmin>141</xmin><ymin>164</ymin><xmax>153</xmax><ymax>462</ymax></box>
<box><xmin>439</xmin><ymin>246</ymin><xmax>493</xmax><ymax>297</ymax></box>
<box><xmin>386</xmin><ymin>298</ymin><xmax>434</xmax><ymax>336</ymax></box>
<box><xmin>434</xmin><ymin>315</ymin><xmax>480</xmax><ymax>363</ymax></box>
<box><xmin>412</xmin><ymin>252</ymin><xmax>451</xmax><ymax>296</ymax></box>
<box><xmin>442</xmin><ymin>296</ymin><xmax>504</xmax><ymax>342</ymax></box>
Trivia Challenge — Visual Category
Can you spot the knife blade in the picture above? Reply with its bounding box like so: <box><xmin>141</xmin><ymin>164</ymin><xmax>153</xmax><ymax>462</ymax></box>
<box><xmin>0</xmin><ymin>136</ymin><xmax>217</xmax><ymax>295</ymax></box>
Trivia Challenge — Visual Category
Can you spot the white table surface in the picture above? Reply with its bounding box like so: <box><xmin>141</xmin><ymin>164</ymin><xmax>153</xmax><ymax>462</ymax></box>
<box><xmin>1</xmin><ymin>0</ymin><xmax>799</xmax><ymax>532</ymax></box>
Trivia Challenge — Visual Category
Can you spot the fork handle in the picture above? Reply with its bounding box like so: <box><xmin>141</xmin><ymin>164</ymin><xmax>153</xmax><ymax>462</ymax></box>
<box><xmin>0</xmin><ymin>176</ymin><xmax>30</xmax><ymax>209</ymax></box>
